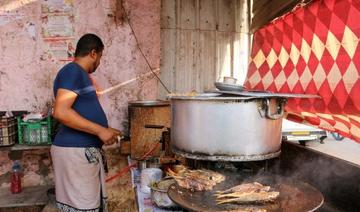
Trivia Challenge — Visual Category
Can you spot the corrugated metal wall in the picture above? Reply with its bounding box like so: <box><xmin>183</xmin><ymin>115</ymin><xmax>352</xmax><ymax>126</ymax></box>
<box><xmin>159</xmin><ymin>0</ymin><xmax>251</xmax><ymax>98</ymax></box>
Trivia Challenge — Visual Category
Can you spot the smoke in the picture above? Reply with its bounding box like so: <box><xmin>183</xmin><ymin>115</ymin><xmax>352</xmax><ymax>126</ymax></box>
<box><xmin>272</xmin><ymin>148</ymin><xmax>358</xmax><ymax>187</ymax></box>
<box><xmin>264</xmin><ymin>143</ymin><xmax>360</xmax><ymax>210</ymax></box>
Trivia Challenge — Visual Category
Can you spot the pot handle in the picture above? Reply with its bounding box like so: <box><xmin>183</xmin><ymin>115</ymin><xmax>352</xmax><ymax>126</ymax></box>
<box><xmin>264</xmin><ymin>98</ymin><xmax>286</xmax><ymax>120</ymax></box>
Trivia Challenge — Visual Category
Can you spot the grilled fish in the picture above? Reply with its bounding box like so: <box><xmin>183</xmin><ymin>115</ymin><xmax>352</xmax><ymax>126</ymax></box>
<box><xmin>167</xmin><ymin>166</ymin><xmax>225</xmax><ymax>191</ymax></box>
<box><xmin>216</xmin><ymin>182</ymin><xmax>270</xmax><ymax>195</ymax></box>
<box><xmin>220</xmin><ymin>209</ymin><xmax>267</xmax><ymax>212</ymax></box>
<box><xmin>216</xmin><ymin>191</ymin><xmax>280</xmax><ymax>204</ymax></box>
<box><xmin>215</xmin><ymin>182</ymin><xmax>279</xmax><ymax>205</ymax></box>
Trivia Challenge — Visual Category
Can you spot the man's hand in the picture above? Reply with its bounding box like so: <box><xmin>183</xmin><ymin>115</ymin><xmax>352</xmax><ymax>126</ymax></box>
<box><xmin>98</xmin><ymin>127</ymin><xmax>121</xmax><ymax>145</ymax></box>
<box><xmin>109</xmin><ymin>128</ymin><xmax>122</xmax><ymax>137</ymax></box>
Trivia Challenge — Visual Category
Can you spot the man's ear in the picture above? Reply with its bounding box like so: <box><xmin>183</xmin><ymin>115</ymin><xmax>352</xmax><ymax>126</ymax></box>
<box><xmin>90</xmin><ymin>49</ymin><xmax>97</xmax><ymax>59</ymax></box>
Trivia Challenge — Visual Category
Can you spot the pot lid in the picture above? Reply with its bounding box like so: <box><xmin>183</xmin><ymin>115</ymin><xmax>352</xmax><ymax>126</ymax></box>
<box><xmin>128</xmin><ymin>100</ymin><xmax>170</xmax><ymax>107</ymax></box>
<box><xmin>213</xmin><ymin>90</ymin><xmax>321</xmax><ymax>99</ymax></box>
<box><xmin>167</xmin><ymin>94</ymin><xmax>258</xmax><ymax>100</ymax></box>
<box><xmin>167</xmin><ymin>91</ymin><xmax>316</xmax><ymax>100</ymax></box>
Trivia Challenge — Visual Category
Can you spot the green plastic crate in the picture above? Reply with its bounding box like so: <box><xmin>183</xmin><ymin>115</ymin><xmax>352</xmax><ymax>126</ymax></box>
<box><xmin>17</xmin><ymin>116</ymin><xmax>53</xmax><ymax>145</ymax></box>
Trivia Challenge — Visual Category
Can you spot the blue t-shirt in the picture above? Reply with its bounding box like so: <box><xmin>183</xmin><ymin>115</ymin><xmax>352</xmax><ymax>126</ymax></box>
<box><xmin>53</xmin><ymin>62</ymin><xmax>108</xmax><ymax>148</ymax></box>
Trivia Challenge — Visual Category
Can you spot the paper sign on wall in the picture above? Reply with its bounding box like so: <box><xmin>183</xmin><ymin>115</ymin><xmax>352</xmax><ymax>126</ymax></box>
<box><xmin>41</xmin><ymin>0</ymin><xmax>75</xmax><ymax>61</ymax></box>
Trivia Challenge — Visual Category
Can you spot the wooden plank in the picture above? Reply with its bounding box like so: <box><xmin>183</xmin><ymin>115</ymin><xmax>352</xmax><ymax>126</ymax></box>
<box><xmin>159</xmin><ymin>0</ymin><xmax>250</xmax><ymax>94</ymax></box>
<box><xmin>216</xmin><ymin>31</ymin><xmax>233</xmax><ymax>81</ymax></box>
<box><xmin>194</xmin><ymin>0</ymin><xmax>201</xmax><ymax>92</ymax></box>
<box><xmin>175</xmin><ymin>30</ymin><xmax>197</xmax><ymax>92</ymax></box>
<box><xmin>233</xmin><ymin>32</ymin><xmax>250</xmax><ymax>85</ymax></box>
<box><xmin>214</xmin><ymin>0</ymin><xmax>219</xmax><ymax>83</ymax></box>
<box><xmin>252</xmin><ymin>0</ymin><xmax>269</xmax><ymax>14</ymax></box>
<box><xmin>0</xmin><ymin>185</ymin><xmax>53</xmax><ymax>207</ymax></box>
<box><xmin>199</xmin><ymin>31</ymin><xmax>217</xmax><ymax>91</ymax></box>
<box><xmin>217</xmin><ymin>0</ymin><xmax>235</xmax><ymax>32</ymax></box>
<box><xmin>159</xmin><ymin>29</ymin><xmax>176</xmax><ymax>99</ymax></box>
<box><xmin>179</xmin><ymin>0</ymin><xmax>197</xmax><ymax>29</ymax></box>
<box><xmin>199</xmin><ymin>0</ymin><xmax>217</xmax><ymax>31</ymax></box>
<box><xmin>235</xmin><ymin>0</ymin><xmax>249</xmax><ymax>33</ymax></box>
<box><xmin>161</xmin><ymin>0</ymin><xmax>176</xmax><ymax>29</ymax></box>
<box><xmin>251</xmin><ymin>0</ymin><xmax>299</xmax><ymax>32</ymax></box>
<box><xmin>230</xmin><ymin>32</ymin><xmax>235</xmax><ymax>76</ymax></box>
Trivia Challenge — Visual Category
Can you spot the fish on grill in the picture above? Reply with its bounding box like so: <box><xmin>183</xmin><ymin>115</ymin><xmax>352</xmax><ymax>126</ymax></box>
<box><xmin>215</xmin><ymin>182</ymin><xmax>279</xmax><ymax>205</ymax></box>
<box><xmin>220</xmin><ymin>209</ymin><xmax>267</xmax><ymax>212</ymax></box>
<box><xmin>166</xmin><ymin>165</ymin><xmax>225</xmax><ymax>191</ymax></box>
<box><xmin>215</xmin><ymin>182</ymin><xmax>270</xmax><ymax>196</ymax></box>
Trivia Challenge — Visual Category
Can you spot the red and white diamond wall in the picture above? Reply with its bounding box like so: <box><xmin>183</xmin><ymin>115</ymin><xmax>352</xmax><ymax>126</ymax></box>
<box><xmin>245</xmin><ymin>0</ymin><xmax>360</xmax><ymax>142</ymax></box>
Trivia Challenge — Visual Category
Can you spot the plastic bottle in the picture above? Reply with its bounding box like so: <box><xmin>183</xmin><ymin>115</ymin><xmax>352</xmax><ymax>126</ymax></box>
<box><xmin>10</xmin><ymin>160</ymin><xmax>22</xmax><ymax>194</ymax></box>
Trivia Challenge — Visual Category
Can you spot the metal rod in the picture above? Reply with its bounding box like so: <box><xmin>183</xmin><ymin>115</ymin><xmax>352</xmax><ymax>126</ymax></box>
<box><xmin>97</xmin><ymin>70</ymin><xmax>158</xmax><ymax>95</ymax></box>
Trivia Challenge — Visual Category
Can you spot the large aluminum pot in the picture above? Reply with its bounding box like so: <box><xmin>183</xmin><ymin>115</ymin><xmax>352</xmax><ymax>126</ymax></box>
<box><xmin>170</xmin><ymin>94</ymin><xmax>287</xmax><ymax>161</ymax></box>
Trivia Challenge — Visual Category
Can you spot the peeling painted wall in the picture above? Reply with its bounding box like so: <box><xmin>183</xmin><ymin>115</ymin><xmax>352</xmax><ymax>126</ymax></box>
<box><xmin>0</xmin><ymin>0</ymin><xmax>160</xmax><ymax>209</ymax></box>
<box><xmin>0</xmin><ymin>0</ymin><xmax>160</xmax><ymax>132</ymax></box>
<box><xmin>0</xmin><ymin>149</ymin><xmax>53</xmax><ymax>188</ymax></box>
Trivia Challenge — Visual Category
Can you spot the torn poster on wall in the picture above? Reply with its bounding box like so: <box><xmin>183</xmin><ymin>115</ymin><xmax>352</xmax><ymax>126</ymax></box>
<box><xmin>41</xmin><ymin>14</ymin><xmax>74</xmax><ymax>38</ymax></box>
<box><xmin>0</xmin><ymin>0</ymin><xmax>35</xmax><ymax>26</ymax></box>
<box><xmin>41</xmin><ymin>0</ymin><xmax>75</xmax><ymax>61</ymax></box>
<box><xmin>41</xmin><ymin>39</ymin><xmax>75</xmax><ymax>62</ymax></box>
<box><xmin>0</xmin><ymin>5</ymin><xmax>24</xmax><ymax>26</ymax></box>
<box><xmin>0</xmin><ymin>13</ymin><xmax>24</xmax><ymax>26</ymax></box>
<box><xmin>41</xmin><ymin>0</ymin><xmax>74</xmax><ymax>13</ymax></box>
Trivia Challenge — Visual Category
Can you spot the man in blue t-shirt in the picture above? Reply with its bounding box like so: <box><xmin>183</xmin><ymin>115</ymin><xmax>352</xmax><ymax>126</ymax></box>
<box><xmin>51</xmin><ymin>34</ymin><xmax>120</xmax><ymax>212</ymax></box>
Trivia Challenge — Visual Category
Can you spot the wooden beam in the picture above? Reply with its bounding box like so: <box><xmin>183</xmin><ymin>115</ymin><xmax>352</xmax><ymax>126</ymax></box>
<box><xmin>251</xmin><ymin>0</ymin><xmax>300</xmax><ymax>33</ymax></box>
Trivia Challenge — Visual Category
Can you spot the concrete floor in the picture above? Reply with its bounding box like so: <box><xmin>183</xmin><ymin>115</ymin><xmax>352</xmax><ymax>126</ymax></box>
<box><xmin>288</xmin><ymin>136</ymin><xmax>360</xmax><ymax>166</ymax></box>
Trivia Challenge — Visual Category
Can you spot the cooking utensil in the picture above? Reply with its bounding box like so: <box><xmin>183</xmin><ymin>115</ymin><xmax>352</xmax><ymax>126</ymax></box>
<box><xmin>169</xmin><ymin>95</ymin><xmax>286</xmax><ymax>161</ymax></box>
<box><xmin>214</xmin><ymin>82</ymin><xmax>245</xmax><ymax>92</ymax></box>
<box><xmin>223</xmin><ymin>76</ymin><xmax>237</xmax><ymax>84</ymax></box>
<box><xmin>150</xmin><ymin>178</ymin><xmax>179</xmax><ymax>209</ymax></box>
<box><xmin>168</xmin><ymin>173</ymin><xmax>324</xmax><ymax>212</ymax></box>
<box><xmin>213</xmin><ymin>90</ymin><xmax>321</xmax><ymax>98</ymax></box>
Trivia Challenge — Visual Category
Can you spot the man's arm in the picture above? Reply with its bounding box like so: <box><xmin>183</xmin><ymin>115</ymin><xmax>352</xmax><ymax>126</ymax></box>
<box><xmin>53</xmin><ymin>88</ymin><xmax>117</xmax><ymax>145</ymax></box>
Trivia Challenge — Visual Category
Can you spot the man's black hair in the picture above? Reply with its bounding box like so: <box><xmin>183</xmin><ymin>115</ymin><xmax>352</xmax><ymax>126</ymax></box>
<box><xmin>74</xmin><ymin>33</ymin><xmax>104</xmax><ymax>57</ymax></box>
